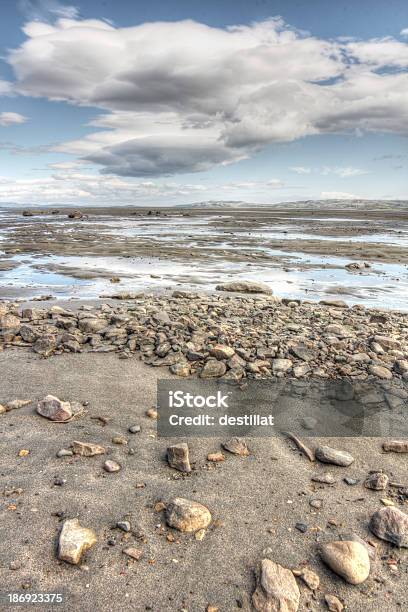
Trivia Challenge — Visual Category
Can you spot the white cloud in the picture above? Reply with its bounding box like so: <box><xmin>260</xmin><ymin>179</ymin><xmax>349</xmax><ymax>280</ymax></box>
<box><xmin>400</xmin><ymin>28</ymin><xmax>408</xmax><ymax>37</ymax></box>
<box><xmin>0</xmin><ymin>112</ymin><xmax>28</xmax><ymax>127</ymax></box>
<box><xmin>290</xmin><ymin>167</ymin><xmax>311</xmax><ymax>174</ymax></box>
<box><xmin>321</xmin><ymin>166</ymin><xmax>369</xmax><ymax>177</ymax></box>
<box><xmin>17</xmin><ymin>0</ymin><xmax>79</xmax><ymax>21</ymax></box>
<box><xmin>6</xmin><ymin>17</ymin><xmax>408</xmax><ymax>177</ymax></box>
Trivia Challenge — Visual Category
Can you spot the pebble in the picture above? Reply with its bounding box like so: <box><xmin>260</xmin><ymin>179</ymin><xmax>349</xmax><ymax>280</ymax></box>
<box><xmin>295</xmin><ymin>522</ymin><xmax>308</xmax><ymax>533</ymax></box>
<box><xmin>364</xmin><ymin>472</ymin><xmax>389</xmax><ymax>490</ymax></box>
<box><xmin>324</xmin><ymin>594</ymin><xmax>344</xmax><ymax>611</ymax></box>
<box><xmin>72</xmin><ymin>441</ymin><xmax>106</xmax><ymax>456</ymax></box>
<box><xmin>320</xmin><ymin>540</ymin><xmax>370</xmax><ymax>584</ymax></box>
<box><xmin>312</xmin><ymin>473</ymin><xmax>337</xmax><ymax>484</ymax></box>
<box><xmin>200</xmin><ymin>359</ymin><xmax>227</xmax><ymax>378</ymax></box>
<box><xmin>122</xmin><ymin>547</ymin><xmax>143</xmax><ymax>561</ymax></box>
<box><xmin>165</xmin><ymin>497</ymin><xmax>211</xmax><ymax>533</ymax></box>
<box><xmin>343</xmin><ymin>477</ymin><xmax>359</xmax><ymax>486</ymax></box>
<box><xmin>207</xmin><ymin>452</ymin><xmax>225</xmax><ymax>462</ymax></box>
<box><xmin>116</xmin><ymin>521</ymin><xmax>131</xmax><ymax>532</ymax></box>
<box><xmin>315</xmin><ymin>445</ymin><xmax>354</xmax><ymax>467</ymax></box>
<box><xmin>146</xmin><ymin>408</ymin><xmax>158</xmax><ymax>420</ymax></box>
<box><xmin>382</xmin><ymin>440</ymin><xmax>408</xmax><ymax>453</ymax></box>
<box><xmin>369</xmin><ymin>506</ymin><xmax>408</xmax><ymax>547</ymax></box>
<box><xmin>37</xmin><ymin>395</ymin><xmax>72</xmax><ymax>422</ymax></box>
<box><xmin>58</xmin><ymin>518</ymin><xmax>97</xmax><ymax>565</ymax></box>
<box><xmin>128</xmin><ymin>425</ymin><xmax>141</xmax><ymax>434</ymax></box>
<box><xmin>369</xmin><ymin>365</ymin><xmax>393</xmax><ymax>380</ymax></box>
<box><xmin>252</xmin><ymin>558</ymin><xmax>300</xmax><ymax>612</ymax></box>
<box><xmin>112</xmin><ymin>436</ymin><xmax>128</xmax><ymax>445</ymax></box>
<box><xmin>103</xmin><ymin>460</ymin><xmax>121</xmax><ymax>473</ymax></box>
<box><xmin>298</xmin><ymin>568</ymin><xmax>320</xmax><ymax>590</ymax></box>
<box><xmin>57</xmin><ymin>448</ymin><xmax>74</xmax><ymax>458</ymax></box>
<box><xmin>222</xmin><ymin>437</ymin><xmax>249</xmax><ymax>456</ymax></box>
<box><xmin>167</xmin><ymin>443</ymin><xmax>191</xmax><ymax>473</ymax></box>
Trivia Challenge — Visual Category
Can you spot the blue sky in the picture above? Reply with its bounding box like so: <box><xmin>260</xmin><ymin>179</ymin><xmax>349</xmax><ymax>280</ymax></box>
<box><xmin>0</xmin><ymin>0</ymin><xmax>407</xmax><ymax>205</ymax></box>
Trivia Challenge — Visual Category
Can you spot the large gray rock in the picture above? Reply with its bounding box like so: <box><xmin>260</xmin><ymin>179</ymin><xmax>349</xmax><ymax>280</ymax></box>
<box><xmin>200</xmin><ymin>359</ymin><xmax>226</xmax><ymax>378</ymax></box>
<box><xmin>166</xmin><ymin>497</ymin><xmax>211</xmax><ymax>532</ymax></box>
<box><xmin>252</xmin><ymin>559</ymin><xmax>300</xmax><ymax>612</ymax></box>
<box><xmin>320</xmin><ymin>541</ymin><xmax>370</xmax><ymax>584</ymax></box>
<box><xmin>369</xmin><ymin>507</ymin><xmax>408</xmax><ymax>547</ymax></box>
<box><xmin>216</xmin><ymin>281</ymin><xmax>272</xmax><ymax>294</ymax></box>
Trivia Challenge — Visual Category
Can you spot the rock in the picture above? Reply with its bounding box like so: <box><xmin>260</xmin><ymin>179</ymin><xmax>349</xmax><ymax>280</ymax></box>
<box><xmin>222</xmin><ymin>437</ymin><xmax>249</xmax><ymax>456</ymax></box>
<box><xmin>382</xmin><ymin>440</ymin><xmax>408</xmax><ymax>453</ymax></box>
<box><xmin>78</xmin><ymin>318</ymin><xmax>107</xmax><ymax>334</ymax></box>
<box><xmin>372</xmin><ymin>335</ymin><xmax>400</xmax><ymax>350</ymax></box>
<box><xmin>123</xmin><ymin>547</ymin><xmax>143</xmax><ymax>561</ymax></box>
<box><xmin>0</xmin><ymin>313</ymin><xmax>21</xmax><ymax>339</ymax></box>
<box><xmin>6</xmin><ymin>399</ymin><xmax>31</xmax><ymax>411</ymax></box>
<box><xmin>32</xmin><ymin>334</ymin><xmax>57</xmax><ymax>357</ymax></box>
<box><xmin>299</xmin><ymin>568</ymin><xmax>320</xmax><ymax>590</ymax></box>
<box><xmin>395</xmin><ymin>359</ymin><xmax>408</xmax><ymax>374</ymax></box>
<box><xmin>200</xmin><ymin>359</ymin><xmax>227</xmax><ymax>378</ymax></box>
<box><xmin>369</xmin><ymin>364</ymin><xmax>392</xmax><ymax>379</ymax></box>
<box><xmin>344</xmin><ymin>477</ymin><xmax>359</xmax><ymax>486</ymax></box>
<box><xmin>295</xmin><ymin>522</ymin><xmax>308</xmax><ymax>533</ymax></box>
<box><xmin>216</xmin><ymin>281</ymin><xmax>272</xmax><ymax>294</ymax></box>
<box><xmin>128</xmin><ymin>425</ymin><xmax>141</xmax><ymax>434</ymax></box>
<box><xmin>169</xmin><ymin>362</ymin><xmax>191</xmax><ymax>377</ymax></box>
<box><xmin>311</xmin><ymin>473</ymin><xmax>337</xmax><ymax>484</ymax></box>
<box><xmin>146</xmin><ymin>407</ymin><xmax>158</xmax><ymax>419</ymax></box>
<box><xmin>293</xmin><ymin>364</ymin><xmax>310</xmax><ymax>378</ymax></box>
<box><xmin>167</xmin><ymin>443</ymin><xmax>191</xmax><ymax>473</ymax></box>
<box><xmin>320</xmin><ymin>541</ymin><xmax>370</xmax><ymax>584</ymax></box>
<box><xmin>72</xmin><ymin>441</ymin><xmax>106</xmax><ymax>456</ymax></box>
<box><xmin>290</xmin><ymin>343</ymin><xmax>315</xmax><ymax>362</ymax></box>
<box><xmin>166</xmin><ymin>497</ymin><xmax>211</xmax><ymax>532</ymax></box>
<box><xmin>315</xmin><ymin>445</ymin><xmax>354</xmax><ymax>467</ymax></box>
<box><xmin>364</xmin><ymin>472</ymin><xmax>389</xmax><ymax>491</ymax></box>
<box><xmin>252</xmin><ymin>559</ymin><xmax>300</xmax><ymax>612</ymax></box>
<box><xmin>309</xmin><ymin>498</ymin><xmax>323</xmax><ymax>509</ymax></box>
<box><xmin>117</xmin><ymin>521</ymin><xmax>131</xmax><ymax>532</ymax></box>
<box><xmin>58</xmin><ymin>518</ymin><xmax>97</xmax><ymax>565</ymax></box>
<box><xmin>0</xmin><ymin>404</ymin><xmax>6</xmax><ymax>414</ymax></box>
<box><xmin>324</xmin><ymin>594</ymin><xmax>344</xmax><ymax>611</ymax></box>
<box><xmin>37</xmin><ymin>395</ymin><xmax>72</xmax><ymax>422</ymax></box>
<box><xmin>369</xmin><ymin>506</ymin><xmax>408</xmax><ymax>547</ymax></box>
<box><xmin>209</xmin><ymin>344</ymin><xmax>235</xmax><ymax>359</ymax></box>
<box><xmin>272</xmin><ymin>358</ymin><xmax>293</xmax><ymax>375</ymax></box>
<box><xmin>319</xmin><ymin>299</ymin><xmax>348</xmax><ymax>308</ymax></box>
<box><xmin>103</xmin><ymin>459</ymin><xmax>121</xmax><ymax>472</ymax></box>
<box><xmin>207</xmin><ymin>452</ymin><xmax>225</xmax><ymax>462</ymax></box>
<box><xmin>57</xmin><ymin>448</ymin><xmax>73</xmax><ymax>457</ymax></box>
<box><xmin>112</xmin><ymin>435</ymin><xmax>127</xmax><ymax>445</ymax></box>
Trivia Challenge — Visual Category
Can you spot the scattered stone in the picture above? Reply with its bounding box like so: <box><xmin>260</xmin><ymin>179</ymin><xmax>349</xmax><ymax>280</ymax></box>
<box><xmin>344</xmin><ymin>477</ymin><xmax>359</xmax><ymax>486</ymax></box>
<box><xmin>128</xmin><ymin>425</ymin><xmax>141</xmax><ymax>434</ymax></box>
<box><xmin>309</xmin><ymin>498</ymin><xmax>323</xmax><ymax>509</ymax></box>
<box><xmin>369</xmin><ymin>506</ymin><xmax>408</xmax><ymax>547</ymax></box>
<box><xmin>169</xmin><ymin>362</ymin><xmax>191</xmax><ymax>377</ymax></box>
<box><xmin>324</xmin><ymin>594</ymin><xmax>344</xmax><ymax>612</ymax></box>
<box><xmin>200</xmin><ymin>359</ymin><xmax>227</xmax><ymax>378</ymax></box>
<box><xmin>0</xmin><ymin>404</ymin><xmax>6</xmax><ymax>414</ymax></box>
<box><xmin>117</xmin><ymin>521</ymin><xmax>131</xmax><ymax>532</ymax></box>
<box><xmin>58</xmin><ymin>518</ymin><xmax>97</xmax><ymax>565</ymax></box>
<box><xmin>123</xmin><ymin>547</ymin><xmax>143</xmax><ymax>561</ymax></box>
<box><xmin>315</xmin><ymin>445</ymin><xmax>354</xmax><ymax>467</ymax></box>
<box><xmin>207</xmin><ymin>452</ymin><xmax>225</xmax><ymax>462</ymax></box>
<box><xmin>298</xmin><ymin>568</ymin><xmax>320</xmax><ymax>590</ymax></box>
<box><xmin>382</xmin><ymin>440</ymin><xmax>408</xmax><ymax>453</ymax></box>
<box><xmin>6</xmin><ymin>399</ymin><xmax>31</xmax><ymax>411</ymax></box>
<box><xmin>295</xmin><ymin>522</ymin><xmax>308</xmax><ymax>533</ymax></box>
<box><xmin>209</xmin><ymin>344</ymin><xmax>235</xmax><ymax>359</ymax></box>
<box><xmin>146</xmin><ymin>408</ymin><xmax>158</xmax><ymax>419</ymax></box>
<box><xmin>368</xmin><ymin>365</ymin><xmax>393</xmax><ymax>380</ymax></box>
<box><xmin>112</xmin><ymin>435</ymin><xmax>128</xmax><ymax>445</ymax></box>
<box><xmin>72</xmin><ymin>441</ymin><xmax>106</xmax><ymax>457</ymax></box>
<box><xmin>167</xmin><ymin>443</ymin><xmax>191</xmax><ymax>473</ymax></box>
<box><xmin>37</xmin><ymin>395</ymin><xmax>72</xmax><ymax>422</ymax></box>
<box><xmin>320</xmin><ymin>541</ymin><xmax>370</xmax><ymax>584</ymax></box>
<box><xmin>364</xmin><ymin>472</ymin><xmax>389</xmax><ymax>491</ymax></box>
<box><xmin>272</xmin><ymin>358</ymin><xmax>292</xmax><ymax>375</ymax></box>
<box><xmin>252</xmin><ymin>558</ymin><xmax>300</xmax><ymax>612</ymax></box>
<box><xmin>103</xmin><ymin>460</ymin><xmax>121</xmax><ymax>473</ymax></box>
<box><xmin>216</xmin><ymin>280</ymin><xmax>272</xmax><ymax>294</ymax></box>
<box><xmin>312</xmin><ymin>473</ymin><xmax>337</xmax><ymax>485</ymax></box>
<box><xmin>57</xmin><ymin>448</ymin><xmax>73</xmax><ymax>457</ymax></box>
<box><xmin>165</xmin><ymin>497</ymin><xmax>211</xmax><ymax>532</ymax></box>
<box><xmin>195</xmin><ymin>528</ymin><xmax>206</xmax><ymax>541</ymax></box>
<box><xmin>222</xmin><ymin>437</ymin><xmax>249</xmax><ymax>456</ymax></box>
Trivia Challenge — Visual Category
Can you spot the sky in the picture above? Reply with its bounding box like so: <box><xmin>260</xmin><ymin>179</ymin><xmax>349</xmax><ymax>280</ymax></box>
<box><xmin>0</xmin><ymin>0</ymin><xmax>407</xmax><ymax>206</ymax></box>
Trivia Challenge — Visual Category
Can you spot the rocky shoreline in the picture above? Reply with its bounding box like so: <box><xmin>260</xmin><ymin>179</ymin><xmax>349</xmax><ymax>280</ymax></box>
<box><xmin>1</xmin><ymin>287</ymin><xmax>407</xmax><ymax>383</ymax></box>
<box><xmin>1</xmin><ymin>288</ymin><xmax>408</xmax><ymax>611</ymax></box>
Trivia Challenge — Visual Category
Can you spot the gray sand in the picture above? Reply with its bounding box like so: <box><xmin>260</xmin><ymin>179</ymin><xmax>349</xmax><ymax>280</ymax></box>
<box><xmin>1</xmin><ymin>349</ymin><xmax>407</xmax><ymax>611</ymax></box>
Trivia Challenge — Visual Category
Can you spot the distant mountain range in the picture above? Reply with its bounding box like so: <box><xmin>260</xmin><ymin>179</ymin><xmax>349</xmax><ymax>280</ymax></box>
<box><xmin>176</xmin><ymin>199</ymin><xmax>408</xmax><ymax>210</ymax></box>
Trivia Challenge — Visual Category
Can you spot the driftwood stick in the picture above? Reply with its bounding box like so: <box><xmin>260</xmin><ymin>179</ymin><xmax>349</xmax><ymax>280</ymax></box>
<box><xmin>282</xmin><ymin>431</ymin><xmax>315</xmax><ymax>462</ymax></box>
